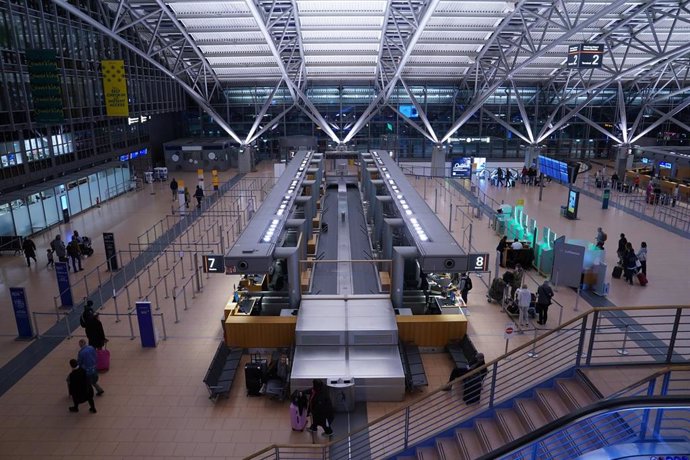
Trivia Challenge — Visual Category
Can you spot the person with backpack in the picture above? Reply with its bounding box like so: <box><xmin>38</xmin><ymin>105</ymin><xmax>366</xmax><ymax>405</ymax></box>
<box><xmin>458</xmin><ymin>272</ymin><xmax>472</xmax><ymax>304</ymax></box>
<box><xmin>194</xmin><ymin>185</ymin><xmax>204</xmax><ymax>208</ymax></box>
<box><xmin>595</xmin><ymin>227</ymin><xmax>607</xmax><ymax>248</ymax></box>
<box><xmin>536</xmin><ymin>280</ymin><xmax>554</xmax><ymax>325</ymax></box>
<box><xmin>623</xmin><ymin>242</ymin><xmax>638</xmax><ymax>285</ymax></box>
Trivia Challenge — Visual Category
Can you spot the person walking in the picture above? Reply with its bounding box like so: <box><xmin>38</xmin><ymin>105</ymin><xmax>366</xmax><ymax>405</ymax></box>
<box><xmin>595</xmin><ymin>227</ymin><xmax>607</xmax><ymax>248</ymax></box>
<box><xmin>495</xmin><ymin>167</ymin><xmax>505</xmax><ymax>187</ymax></box>
<box><xmin>184</xmin><ymin>188</ymin><xmax>190</xmax><ymax>208</ymax></box>
<box><xmin>617</xmin><ymin>233</ymin><xmax>628</xmax><ymax>265</ymax></box>
<box><xmin>50</xmin><ymin>234</ymin><xmax>68</xmax><ymax>264</ymax></box>
<box><xmin>636</xmin><ymin>242</ymin><xmax>647</xmax><ymax>276</ymax></box>
<box><xmin>170</xmin><ymin>178</ymin><xmax>178</xmax><ymax>200</ymax></box>
<box><xmin>194</xmin><ymin>185</ymin><xmax>204</xmax><ymax>208</ymax></box>
<box><xmin>515</xmin><ymin>284</ymin><xmax>532</xmax><ymax>327</ymax></box>
<box><xmin>22</xmin><ymin>237</ymin><xmax>37</xmax><ymax>267</ymax></box>
<box><xmin>458</xmin><ymin>272</ymin><xmax>472</xmax><ymax>304</ymax></box>
<box><xmin>77</xmin><ymin>339</ymin><xmax>104</xmax><ymax>396</ymax></box>
<box><xmin>536</xmin><ymin>280</ymin><xmax>554</xmax><ymax>325</ymax></box>
<box><xmin>46</xmin><ymin>248</ymin><xmax>54</xmax><ymax>268</ymax></box>
<box><xmin>85</xmin><ymin>313</ymin><xmax>107</xmax><ymax>349</ymax></box>
<box><xmin>672</xmin><ymin>184</ymin><xmax>680</xmax><ymax>207</ymax></box>
<box><xmin>67</xmin><ymin>359</ymin><xmax>96</xmax><ymax>413</ymax></box>
<box><xmin>307</xmin><ymin>379</ymin><xmax>334</xmax><ymax>437</ymax></box>
<box><xmin>67</xmin><ymin>238</ymin><xmax>83</xmax><ymax>272</ymax></box>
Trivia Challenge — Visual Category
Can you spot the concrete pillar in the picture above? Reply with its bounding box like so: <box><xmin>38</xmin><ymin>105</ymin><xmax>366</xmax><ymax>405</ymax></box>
<box><xmin>430</xmin><ymin>144</ymin><xmax>447</xmax><ymax>177</ymax></box>
<box><xmin>615</xmin><ymin>145</ymin><xmax>634</xmax><ymax>180</ymax></box>
<box><xmin>383</xmin><ymin>219</ymin><xmax>404</xmax><ymax>261</ymax></box>
<box><xmin>239</xmin><ymin>145</ymin><xmax>254</xmax><ymax>173</ymax></box>
<box><xmin>275</xmin><ymin>247</ymin><xmax>300</xmax><ymax>308</ymax></box>
<box><xmin>392</xmin><ymin>246</ymin><xmax>419</xmax><ymax>309</ymax></box>
<box><xmin>524</xmin><ymin>145</ymin><xmax>539</xmax><ymax>168</ymax></box>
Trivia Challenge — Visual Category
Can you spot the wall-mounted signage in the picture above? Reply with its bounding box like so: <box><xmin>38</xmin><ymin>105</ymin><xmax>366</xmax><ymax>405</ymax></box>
<box><xmin>467</xmin><ymin>253</ymin><xmax>489</xmax><ymax>272</ymax></box>
<box><xmin>567</xmin><ymin>44</ymin><xmax>604</xmax><ymax>69</ymax></box>
<box><xmin>203</xmin><ymin>255</ymin><xmax>225</xmax><ymax>273</ymax></box>
<box><xmin>451</xmin><ymin>157</ymin><xmax>472</xmax><ymax>178</ymax></box>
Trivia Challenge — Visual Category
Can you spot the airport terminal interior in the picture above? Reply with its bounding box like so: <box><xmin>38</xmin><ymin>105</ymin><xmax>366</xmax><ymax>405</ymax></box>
<box><xmin>0</xmin><ymin>1</ymin><xmax>689</xmax><ymax>459</ymax></box>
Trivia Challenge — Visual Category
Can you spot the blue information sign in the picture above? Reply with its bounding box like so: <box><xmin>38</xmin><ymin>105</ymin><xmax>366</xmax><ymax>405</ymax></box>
<box><xmin>136</xmin><ymin>301</ymin><xmax>157</xmax><ymax>348</ymax></box>
<box><xmin>55</xmin><ymin>262</ymin><xmax>74</xmax><ymax>308</ymax></box>
<box><xmin>10</xmin><ymin>287</ymin><xmax>34</xmax><ymax>339</ymax></box>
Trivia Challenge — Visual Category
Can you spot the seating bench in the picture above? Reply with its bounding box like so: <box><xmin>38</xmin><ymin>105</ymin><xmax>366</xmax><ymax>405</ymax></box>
<box><xmin>203</xmin><ymin>341</ymin><xmax>243</xmax><ymax>402</ymax></box>
<box><xmin>446</xmin><ymin>335</ymin><xmax>478</xmax><ymax>370</ymax></box>
<box><xmin>399</xmin><ymin>341</ymin><xmax>428</xmax><ymax>392</ymax></box>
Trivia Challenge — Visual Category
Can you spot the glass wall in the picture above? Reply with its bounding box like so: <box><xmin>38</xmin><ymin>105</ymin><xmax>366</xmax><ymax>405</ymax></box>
<box><xmin>0</xmin><ymin>165</ymin><xmax>132</xmax><ymax>237</ymax></box>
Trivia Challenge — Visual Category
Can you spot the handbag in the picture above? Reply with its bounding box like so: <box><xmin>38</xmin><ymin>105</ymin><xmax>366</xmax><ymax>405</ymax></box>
<box><xmin>635</xmin><ymin>259</ymin><xmax>642</xmax><ymax>268</ymax></box>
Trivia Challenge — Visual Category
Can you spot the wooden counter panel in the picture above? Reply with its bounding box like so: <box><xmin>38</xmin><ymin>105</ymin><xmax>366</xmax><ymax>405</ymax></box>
<box><xmin>224</xmin><ymin>316</ymin><xmax>297</xmax><ymax>348</ymax></box>
<box><xmin>396</xmin><ymin>315</ymin><xmax>467</xmax><ymax>347</ymax></box>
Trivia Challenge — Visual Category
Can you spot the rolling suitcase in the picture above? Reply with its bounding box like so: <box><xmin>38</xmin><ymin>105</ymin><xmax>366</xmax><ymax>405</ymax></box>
<box><xmin>612</xmin><ymin>266</ymin><xmax>623</xmax><ymax>279</ymax></box>
<box><xmin>289</xmin><ymin>403</ymin><xmax>309</xmax><ymax>431</ymax></box>
<box><xmin>244</xmin><ymin>361</ymin><xmax>264</xmax><ymax>396</ymax></box>
<box><xmin>96</xmin><ymin>347</ymin><xmax>110</xmax><ymax>372</ymax></box>
<box><xmin>637</xmin><ymin>272</ymin><xmax>648</xmax><ymax>286</ymax></box>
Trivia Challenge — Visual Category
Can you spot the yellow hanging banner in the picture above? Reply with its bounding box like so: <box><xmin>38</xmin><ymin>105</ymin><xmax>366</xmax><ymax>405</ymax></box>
<box><xmin>101</xmin><ymin>60</ymin><xmax>129</xmax><ymax>117</ymax></box>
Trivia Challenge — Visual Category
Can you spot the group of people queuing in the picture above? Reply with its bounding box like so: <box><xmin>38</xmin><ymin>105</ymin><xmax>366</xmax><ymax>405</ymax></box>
<box><xmin>68</xmin><ymin>301</ymin><xmax>108</xmax><ymax>414</ymax></box>
<box><xmin>595</xmin><ymin>168</ymin><xmax>681</xmax><ymax>208</ymax></box>
<box><xmin>170</xmin><ymin>178</ymin><xmax>205</xmax><ymax>209</ymax></box>
<box><xmin>491</xmin><ymin>166</ymin><xmax>545</xmax><ymax>188</ymax></box>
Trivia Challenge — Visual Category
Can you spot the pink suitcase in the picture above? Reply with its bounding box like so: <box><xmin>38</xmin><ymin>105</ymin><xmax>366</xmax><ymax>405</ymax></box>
<box><xmin>290</xmin><ymin>403</ymin><xmax>308</xmax><ymax>431</ymax></box>
<box><xmin>96</xmin><ymin>348</ymin><xmax>110</xmax><ymax>372</ymax></box>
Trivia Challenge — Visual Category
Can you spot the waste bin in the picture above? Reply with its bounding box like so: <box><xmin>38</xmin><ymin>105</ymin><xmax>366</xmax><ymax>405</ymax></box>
<box><xmin>327</xmin><ymin>377</ymin><xmax>355</xmax><ymax>413</ymax></box>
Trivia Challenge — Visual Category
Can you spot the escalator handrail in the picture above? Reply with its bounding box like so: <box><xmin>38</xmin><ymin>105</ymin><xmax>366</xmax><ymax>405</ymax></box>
<box><xmin>476</xmin><ymin>395</ymin><xmax>690</xmax><ymax>460</ymax></box>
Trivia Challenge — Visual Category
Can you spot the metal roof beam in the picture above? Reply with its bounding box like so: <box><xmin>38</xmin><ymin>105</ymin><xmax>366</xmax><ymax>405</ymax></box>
<box><xmin>343</xmin><ymin>0</ymin><xmax>441</xmax><ymax>144</ymax></box>
<box><xmin>51</xmin><ymin>0</ymin><xmax>243</xmax><ymax>145</ymax></box>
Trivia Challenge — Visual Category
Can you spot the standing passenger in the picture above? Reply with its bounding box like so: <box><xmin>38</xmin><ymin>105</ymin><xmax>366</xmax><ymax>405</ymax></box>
<box><xmin>536</xmin><ymin>280</ymin><xmax>554</xmax><ymax>326</ymax></box>
<box><xmin>636</xmin><ymin>242</ymin><xmax>647</xmax><ymax>276</ymax></box>
<box><xmin>515</xmin><ymin>284</ymin><xmax>532</xmax><ymax>327</ymax></box>
<box><xmin>77</xmin><ymin>339</ymin><xmax>104</xmax><ymax>396</ymax></box>
<box><xmin>194</xmin><ymin>185</ymin><xmax>204</xmax><ymax>208</ymax></box>
<box><xmin>67</xmin><ymin>359</ymin><xmax>96</xmax><ymax>413</ymax></box>
<box><xmin>170</xmin><ymin>178</ymin><xmax>178</xmax><ymax>201</ymax></box>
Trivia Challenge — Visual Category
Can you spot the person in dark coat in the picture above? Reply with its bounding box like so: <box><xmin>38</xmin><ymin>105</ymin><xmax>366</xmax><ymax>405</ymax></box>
<box><xmin>463</xmin><ymin>353</ymin><xmax>488</xmax><ymax>405</ymax></box>
<box><xmin>536</xmin><ymin>280</ymin><xmax>554</xmax><ymax>325</ymax></box>
<box><xmin>307</xmin><ymin>379</ymin><xmax>334</xmax><ymax>437</ymax></box>
<box><xmin>617</xmin><ymin>233</ymin><xmax>628</xmax><ymax>265</ymax></box>
<box><xmin>623</xmin><ymin>242</ymin><xmax>638</xmax><ymax>285</ymax></box>
<box><xmin>80</xmin><ymin>300</ymin><xmax>94</xmax><ymax>329</ymax></box>
<box><xmin>194</xmin><ymin>185</ymin><xmax>204</xmax><ymax>208</ymax></box>
<box><xmin>66</xmin><ymin>238</ymin><xmax>83</xmax><ymax>272</ymax></box>
<box><xmin>22</xmin><ymin>237</ymin><xmax>37</xmax><ymax>267</ymax></box>
<box><xmin>170</xmin><ymin>178</ymin><xmax>178</xmax><ymax>200</ymax></box>
<box><xmin>67</xmin><ymin>359</ymin><xmax>96</xmax><ymax>413</ymax></box>
<box><xmin>85</xmin><ymin>313</ymin><xmax>107</xmax><ymax>349</ymax></box>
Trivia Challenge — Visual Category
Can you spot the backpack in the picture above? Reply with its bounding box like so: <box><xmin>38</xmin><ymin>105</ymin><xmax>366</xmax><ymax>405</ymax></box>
<box><xmin>602</xmin><ymin>233</ymin><xmax>608</xmax><ymax>242</ymax></box>
<box><xmin>463</xmin><ymin>277</ymin><xmax>473</xmax><ymax>291</ymax></box>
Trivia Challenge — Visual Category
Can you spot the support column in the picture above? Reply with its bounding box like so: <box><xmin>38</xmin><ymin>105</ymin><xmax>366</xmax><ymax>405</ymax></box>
<box><xmin>615</xmin><ymin>145</ymin><xmax>634</xmax><ymax>180</ymax></box>
<box><xmin>383</xmin><ymin>219</ymin><xmax>404</xmax><ymax>261</ymax></box>
<box><xmin>430</xmin><ymin>144</ymin><xmax>447</xmax><ymax>177</ymax></box>
<box><xmin>275</xmin><ymin>247</ymin><xmax>300</xmax><ymax>309</ymax></box>
<box><xmin>524</xmin><ymin>145</ymin><xmax>540</xmax><ymax>168</ymax></box>
<box><xmin>392</xmin><ymin>246</ymin><xmax>418</xmax><ymax>309</ymax></box>
<box><xmin>239</xmin><ymin>145</ymin><xmax>254</xmax><ymax>174</ymax></box>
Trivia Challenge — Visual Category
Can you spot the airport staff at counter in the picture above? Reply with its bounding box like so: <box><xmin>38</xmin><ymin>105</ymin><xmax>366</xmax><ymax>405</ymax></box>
<box><xmin>500</xmin><ymin>240</ymin><xmax>535</xmax><ymax>269</ymax></box>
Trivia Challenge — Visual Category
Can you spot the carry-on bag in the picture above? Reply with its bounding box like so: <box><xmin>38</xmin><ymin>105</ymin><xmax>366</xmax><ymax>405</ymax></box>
<box><xmin>637</xmin><ymin>272</ymin><xmax>648</xmax><ymax>286</ymax></box>
<box><xmin>290</xmin><ymin>403</ymin><xmax>309</xmax><ymax>431</ymax></box>
<box><xmin>612</xmin><ymin>266</ymin><xmax>623</xmax><ymax>279</ymax></box>
<box><xmin>96</xmin><ymin>347</ymin><xmax>110</xmax><ymax>372</ymax></box>
<box><xmin>245</xmin><ymin>362</ymin><xmax>264</xmax><ymax>396</ymax></box>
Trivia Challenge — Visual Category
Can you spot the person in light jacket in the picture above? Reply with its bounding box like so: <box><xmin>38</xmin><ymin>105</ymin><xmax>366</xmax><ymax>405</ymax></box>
<box><xmin>636</xmin><ymin>242</ymin><xmax>647</xmax><ymax>276</ymax></box>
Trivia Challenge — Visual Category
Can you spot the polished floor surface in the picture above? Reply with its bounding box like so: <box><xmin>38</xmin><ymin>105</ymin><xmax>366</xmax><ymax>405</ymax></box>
<box><xmin>0</xmin><ymin>161</ymin><xmax>681</xmax><ymax>459</ymax></box>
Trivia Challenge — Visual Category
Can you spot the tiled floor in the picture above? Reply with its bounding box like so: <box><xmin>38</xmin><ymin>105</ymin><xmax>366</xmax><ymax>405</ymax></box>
<box><xmin>0</xmin><ymin>161</ymin><xmax>682</xmax><ymax>459</ymax></box>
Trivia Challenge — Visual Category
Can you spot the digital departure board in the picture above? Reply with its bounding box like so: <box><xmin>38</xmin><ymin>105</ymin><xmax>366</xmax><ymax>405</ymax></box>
<box><xmin>567</xmin><ymin>44</ymin><xmax>604</xmax><ymax>69</ymax></box>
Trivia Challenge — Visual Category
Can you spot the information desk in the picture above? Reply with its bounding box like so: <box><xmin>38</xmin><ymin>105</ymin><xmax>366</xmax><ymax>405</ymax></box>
<box><xmin>224</xmin><ymin>315</ymin><xmax>297</xmax><ymax>348</ymax></box>
<box><xmin>396</xmin><ymin>312</ymin><xmax>467</xmax><ymax>347</ymax></box>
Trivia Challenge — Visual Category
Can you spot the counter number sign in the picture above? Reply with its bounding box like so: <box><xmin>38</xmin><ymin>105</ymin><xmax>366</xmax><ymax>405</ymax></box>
<box><xmin>467</xmin><ymin>253</ymin><xmax>489</xmax><ymax>272</ymax></box>
<box><xmin>203</xmin><ymin>255</ymin><xmax>225</xmax><ymax>274</ymax></box>
<box><xmin>567</xmin><ymin>44</ymin><xmax>604</xmax><ymax>69</ymax></box>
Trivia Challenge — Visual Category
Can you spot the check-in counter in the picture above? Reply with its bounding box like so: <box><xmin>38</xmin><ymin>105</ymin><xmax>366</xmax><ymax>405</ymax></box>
<box><xmin>224</xmin><ymin>315</ymin><xmax>297</xmax><ymax>348</ymax></box>
<box><xmin>301</xmin><ymin>268</ymin><xmax>311</xmax><ymax>292</ymax></box>
<box><xmin>396</xmin><ymin>312</ymin><xmax>468</xmax><ymax>347</ymax></box>
<box><xmin>307</xmin><ymin>234</ymin><xmax>318</xmax><ymax>256</ymax></box>
<box><xmin>239</xmin><ymin>274</ymin><xmax>268</xmax><ymax>292</ymax></box>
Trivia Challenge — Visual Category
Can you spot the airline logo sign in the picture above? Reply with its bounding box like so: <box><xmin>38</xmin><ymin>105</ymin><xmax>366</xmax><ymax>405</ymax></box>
<box><xmin>451</xmin><ymin>157</ymin><xmax>472</xmax><ymax>178</ymax></box>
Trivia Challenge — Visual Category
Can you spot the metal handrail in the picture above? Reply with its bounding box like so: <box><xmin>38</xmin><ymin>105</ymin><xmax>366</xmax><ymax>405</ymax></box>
<box><xmin>245</xmin><ymin>305</ymin><xmax>690</xmax><ymax>460</ymax></box>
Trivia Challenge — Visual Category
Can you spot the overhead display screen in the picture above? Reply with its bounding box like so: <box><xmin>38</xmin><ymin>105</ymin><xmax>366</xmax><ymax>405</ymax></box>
<box><xmin>399</xmin><ymin>105</ymin><xmax>418</xmax><ymax>118</ymax></box>
<box><xmin>567</xmin><ymin>44</ymin><xmax>604</xmax><ymax>69</ymax></box>
<box><xmin>538</xmin><ymin>155</ymin><xmax>569</xmax><ymax>183</ymax></box>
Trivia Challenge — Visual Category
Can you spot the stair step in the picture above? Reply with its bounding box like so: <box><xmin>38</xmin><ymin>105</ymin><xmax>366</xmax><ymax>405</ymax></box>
<box><xmin>515</xmin><ymin>398</ymin><xmax>551</xmax><ymax>431</ymax></box>
<box><xmin>495</xmin><ymin>408</ymin><xmax>529</xmax><ymax>442</ymax></box>
<box><xmin>536</xmin><ymin>388</ymin><xmax>570</xmax><ymax>420</ymax></box>
<box><xmin>455</xmin><ymin>428</ymin><xmax>484</xmax><ymax>460</ymax></box>
<box><xmin>475</xmin><ymin>418</ymin><xmax>507</xmax><ymax>453</ymax></box>
<box><xmin>416</xmin><ymin>446</ymin><xmax>440</xmax><ymax>460</ymax></box>
<box><xmin>556</xmin><ymin>378</ymin><xmax>599</xmax><ymax>410</ymax></box>
<box><xmin>436</xmin><ymin>437</ymin><xmax>462</xmax><ymax>460</ymax></box>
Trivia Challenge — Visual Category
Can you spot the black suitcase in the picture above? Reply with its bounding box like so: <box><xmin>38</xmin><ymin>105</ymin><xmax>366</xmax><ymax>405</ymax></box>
<box><xmin>245</xmin><ymin>361</ymin><xmax>265</xmax><ymax>396</ymax></box>
<box><xmin>612</xmin><ymin>266</ymin><xmax>623</xmax><ymax>279</ymax></box>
